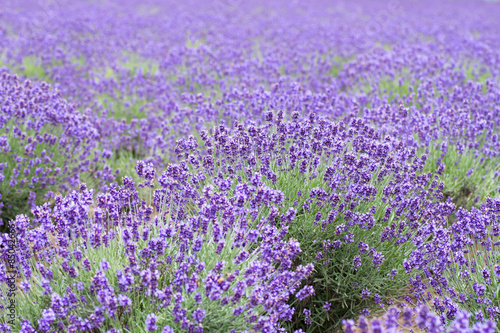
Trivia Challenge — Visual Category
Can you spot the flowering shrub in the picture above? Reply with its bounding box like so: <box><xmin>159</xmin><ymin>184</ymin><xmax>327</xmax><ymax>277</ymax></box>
<box><xmin>2</xmin><ymin>0</ymin><xmax>500</xmax><ymax>195</ymax></box>
<box><xmin>168</xmin><ymin>115</ymin><xmax>457</xmax><ymax>331</ymax></box>
<box><xmin>0</xmin><ymin>169</ymin><xmax>312</xmax><ymax>331</ymax></box>
<box><xmin>404</xmin><ymin>198</ymin><xmax>500</xmax><ymax>329</ymax></box>
<box><xmin>0</xmin><ymin>113</ymin><xmax>463</xmax><ymax>331</ymax></box>
<box><xmin>0</xmin><ymin>71</ymin><xmax>103</xmax><ymax>229</ymax></box>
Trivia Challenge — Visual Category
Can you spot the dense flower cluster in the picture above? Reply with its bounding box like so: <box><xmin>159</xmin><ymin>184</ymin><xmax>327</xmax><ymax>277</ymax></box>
<box><xmin>1</xmin><ymin>0</ymin><xmax>499</xmax><ymax>179</ymax></box>
<box><xmin>0</xmin><ymin>175</ymin><xmax>313</xmax><ymax>332</ymax></box>
<box><xmin>0</xmin><ymin>71</ymin><xmax>102</xmax><ymax>227</ymax></box>
<box><xmin>343</xmin><ymin>305</ymin><xmax>497</xmax><ymax>333</ymax></box>
<box><xmin>402</xmin><ymin>198</ymin><xmax>500</xmax><ymax>326</ymax></box>
<box><xmin>173</xmin><ymin>115</ymin><xmax>459</xmax><ymax>331</ymax></box>
<box><xmin>1</xmin><ymin>0</ymin><xmax>499</xmax><ymax>216</ymax></box>
<box><xmin>0</xmin><ymin>115</ymin><xmax>491</xmax><ymax>331</ymax></box>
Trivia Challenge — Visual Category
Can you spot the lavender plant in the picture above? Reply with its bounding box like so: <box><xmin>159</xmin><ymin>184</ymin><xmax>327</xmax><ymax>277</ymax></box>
<box><xmin>0</xmin><ymin>71</ymin><xmax>101</xmax><ymax>229</ymax></box>
<box><xmin>0</xmin><ymin>167</ymin><xmax>312</xmax><ymax>332</ymax></box>
<box><xmin>405</xmin><ymin>198</ymin><xmax>500</xmax><ymax>329</ymax></box>
<box><xmin>422</xmin><ymin>144</ymin><xmax>500</xmax><ymax>213</ymax></box>
<box><xmin>2</xmin><ymin>0</ymin><xmax>497</xmax><ymax>175</ymax></box>
<box><xmin>168</xmin><ymin>114</ymin><xmax>456</xmax><ymax>331</ymax></box>
<box><xmin>343</xmin><ymin>305</ymin><xmax>497</xmax><ymax>333</ymax></box>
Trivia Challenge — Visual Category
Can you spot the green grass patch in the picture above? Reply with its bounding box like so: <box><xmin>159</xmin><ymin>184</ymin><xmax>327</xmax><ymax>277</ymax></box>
<box><xmin>96</xmin><ymin>93</ymin><xmax>150</xmax><ymax>124</ymax></box>
<box><xmin>21</xmin><ymin>55</ymin><xmax>51</xmax><ymax>81</ymax></box>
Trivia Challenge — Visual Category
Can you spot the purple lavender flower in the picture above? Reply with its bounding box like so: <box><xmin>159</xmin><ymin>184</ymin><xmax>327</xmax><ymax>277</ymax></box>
<box><xmin>161</xmin><ymin>326</ymin><xmax>174</xmax><ymax>333</ymax></box>
<box><xmin>352</xmin><ymin>255</ymin><xmax>362</xmax><ymax>271</ymax></box>
<box><xmin>361</xmin><ymin>288</ymin><xmax>371</xmax><ymax>300</ymax></box>
<box><xmin>100</xmin><ymin>260</ymin><xmax>110</xmax><ymax>271</ymax></box>
<box><xmin>192</xmin><ymin>308</ymin><xmax>206</xmax><ymax>323</ymax></box>
<box><xmin>303</xmin><ymin>308</ymin><xmax>311</xmax><ymax>325</ymax></box>
<box><xmin>295</xmin><ymin>285</ymin><xmax>315</xmax><ymax>301</ymax></box>
<box><xmin>145</xmin><ymin>313</ymin><xmax>158</xmax><ymax>331</ymax></box>
<box><xmin>323</xmin><ymin>302</ymin><xmax>331</xmax><ymax>311</ymax></box>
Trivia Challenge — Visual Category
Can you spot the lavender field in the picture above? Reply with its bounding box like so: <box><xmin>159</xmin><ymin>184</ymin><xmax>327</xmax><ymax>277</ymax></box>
<box><xmin>1</xmin><ymin>0</ymin><xmax>500</xmax><ymax>332</ymax></box>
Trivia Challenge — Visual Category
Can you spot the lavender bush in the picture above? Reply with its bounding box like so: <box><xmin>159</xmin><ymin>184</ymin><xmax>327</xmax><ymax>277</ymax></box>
<box><xmin>0</xmin><ymin>174</ymin><xmax>312</xmax><ymax>332</ymax></box>
<box><xmin>402</xmin><ymin>198</ymin><xmax>500</xmax><ymax>329</ymax></box>
<box><xmin>0</xmin><ymin>71</ymin><xmax>101</xmax><ymax>229</ymax></box>
<box><xmin>178</xmin><ymin>116</ymin><xmax>457</xmax><ymax>331</ymax></box>
<box><xmin>343</xmin><ymin>305</ymin><xmax>497</xmax><ymax>333</ymax></box>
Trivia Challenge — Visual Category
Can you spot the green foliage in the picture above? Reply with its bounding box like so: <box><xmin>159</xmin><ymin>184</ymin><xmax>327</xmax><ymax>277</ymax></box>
<box><xmin>423</xmin><ymin>143</ymin><xmax>500</xmax><ymax>213</ymax></box>
<box><xmin>0</xmin><ymin>55</ymin><xmax>50</xmax><ymax>81</ymax></box>
<box><xmin>320</xmin><ymin>54</ymin><xmax>355</xmax><ymax>81</ymax></box>
<box><xmin>0</xmin><ymin>191</ymin><xmax>43</xmax><ymax>228</ymax></box>
<box><xmin>96</xmin><ymin>93</ymin><xmax>150</xmax><ymax>124</ymax></box>
<box><xmin>185</xmin><ymin>37</ymin><xmax>203</xmax><ymax>49</ymax></box>
<box><xmin>20</xmin><ymin>56</ymin><xmax>51</xmax><ymax>82</ymax></box>
<box><xmin>329</xmin><ymin>56</ymin><xmax>350</xmax><ymax>78</ymax></box>
<box><xmin>121</xmin><ymin>53</ymin><xmax>160</xmax><ymax>77</ymax></box>
<box><xmin>70</xmin><ymin>55</ymin><xmax>86</xmax><ymax>69</ymax></box>
<box><xmin>461</xmin><ymin>62</ymin><xmax>491</xmax><ymax>84</ymax></box>
<box><xmin>78</xmin><ymin>147</ymin><xmax>141</xmax><ymax>194</ymax></box>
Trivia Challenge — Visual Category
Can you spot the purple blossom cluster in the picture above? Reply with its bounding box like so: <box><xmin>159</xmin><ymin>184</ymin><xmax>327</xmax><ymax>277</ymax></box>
<box><xmin>0</xmin><ymin>71</ymin><xmax>101</xmax><ymax>226</ymax></box>
<box><xmin>0</xmin><ymin>174</ymin><xmax>313</xmax><ymax>332</ymax></box>
<box><xmin>401</xmin><ymin>198</ymin><xmax>500</xmax><ymax>328</ymax></box>
<box><xmin>1</xmin><ymin>0</ymin><xmax>499</xmax><ymax>220</ymax></box>
<box><xmin>344</xmin><ymin>305</ymin><xmax>496</xmax><ymax>333</ymax></box>
<box><xmin>181</xmin><ymin>114</ymin><xmax>458</xmax><ymax>330</ymax></box>
<box><xmin>0</xmin><ymin>114</ymin><xmax>464</xmax><ymax>331</ymax></box>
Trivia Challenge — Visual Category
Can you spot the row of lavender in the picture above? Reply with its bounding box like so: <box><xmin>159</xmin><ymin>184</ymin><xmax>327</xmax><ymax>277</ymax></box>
<box><xmin>2</xmin><ymin>113</ymin><xmax>499</xmax><ymax>332</ymax></box>
<box><xmin>1</xmin><ymin>0</ymin><xmax>500</xmax><ymax>218</ymax></box>
<box><xmin>1</xmin><ymin>0</ymin><xmax>500</xmax><ymax>332</ymax></box>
